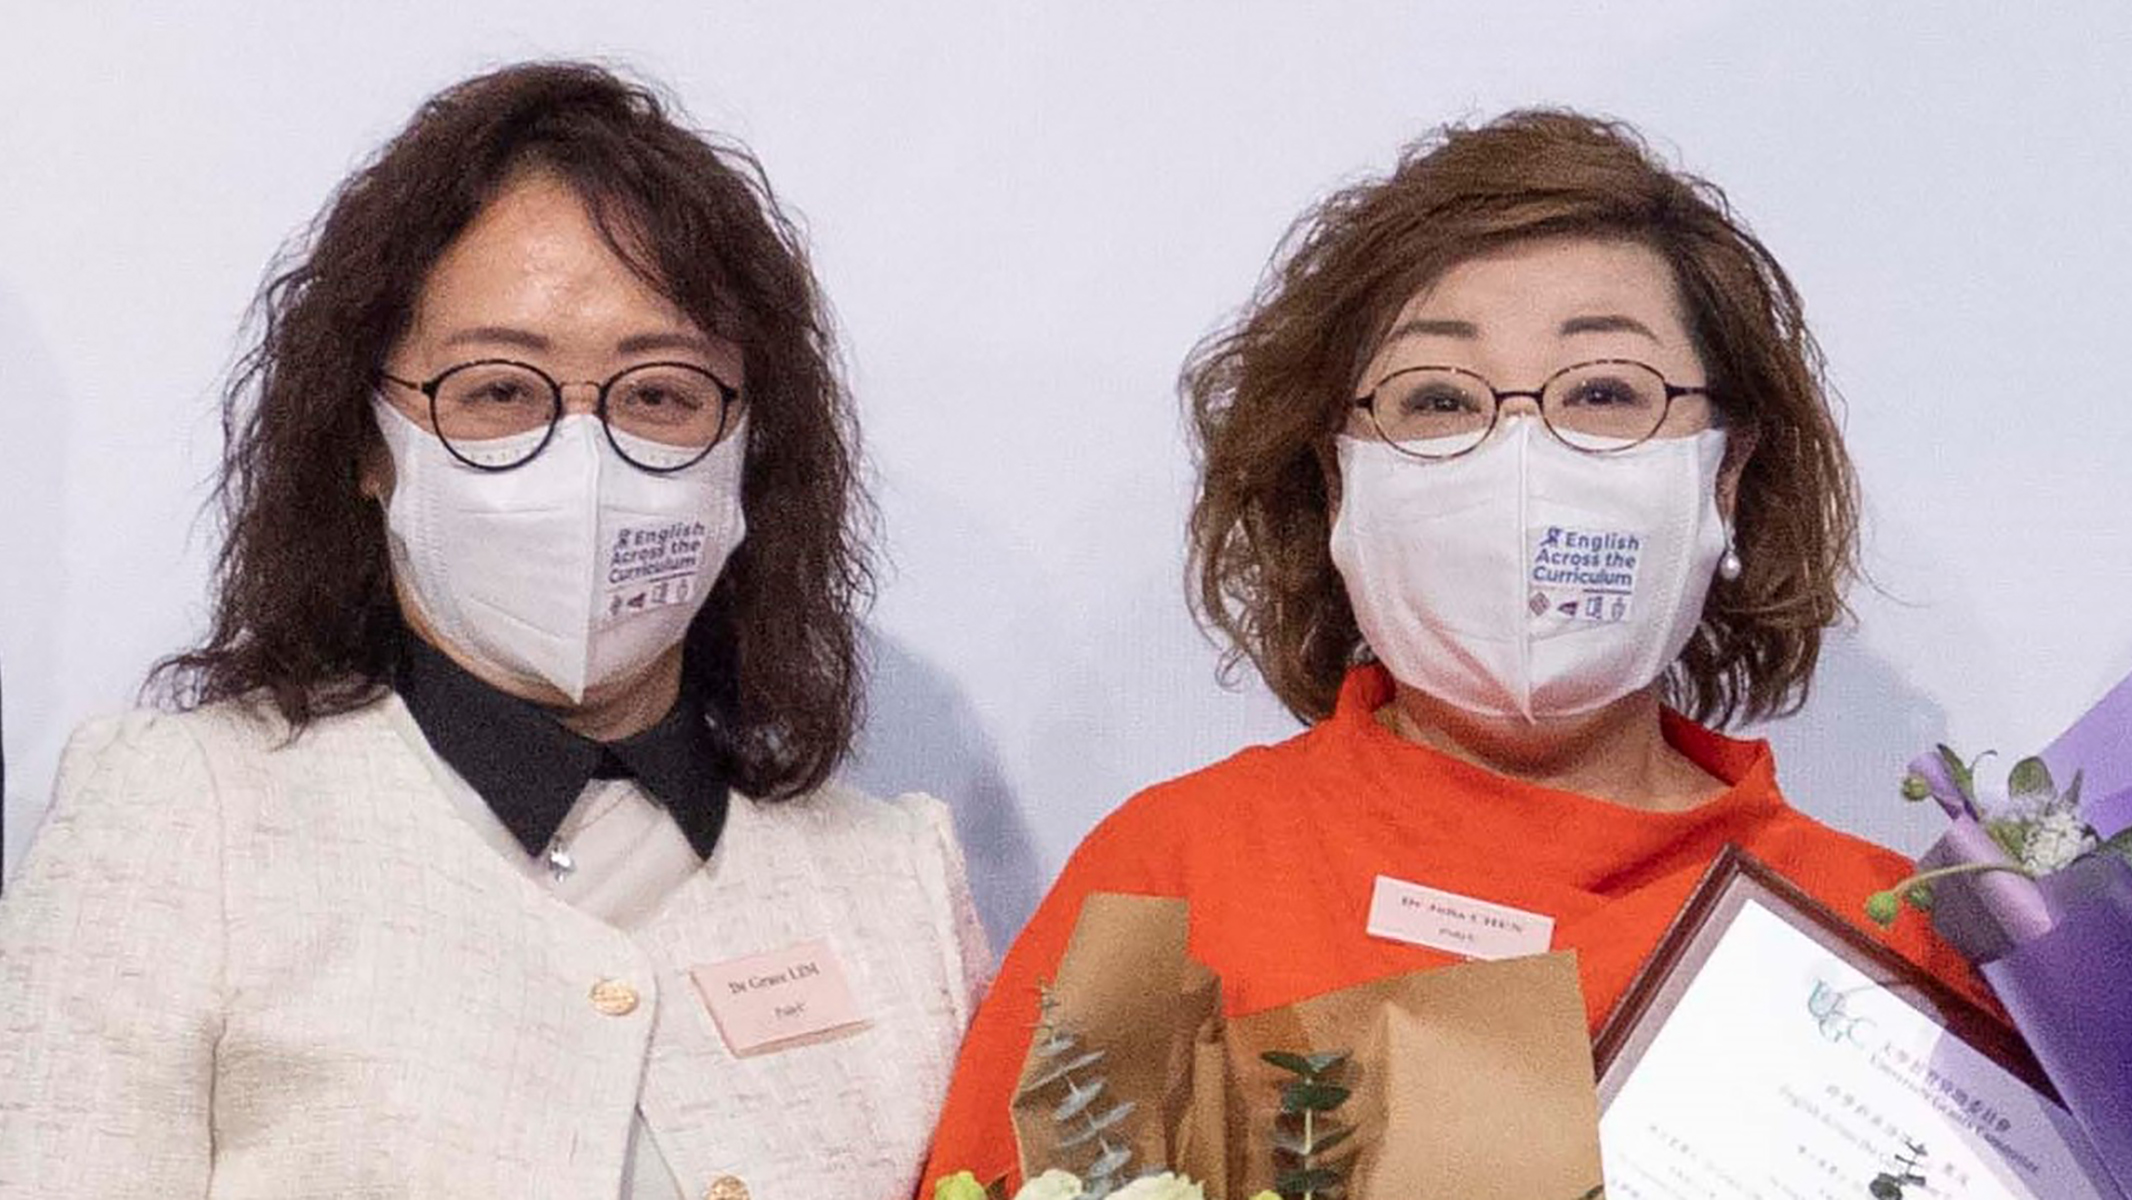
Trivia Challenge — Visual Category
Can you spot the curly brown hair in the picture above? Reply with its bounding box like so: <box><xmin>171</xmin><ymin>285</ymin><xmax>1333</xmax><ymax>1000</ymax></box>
<box><xmin>1185</xmin><ymin>109</ymin><xmax>1858</xmax><ymax>728</ymax></box>
<box><xmin>155</xmin><ymin>61</ymin><xmax>873</xmax><ymax>800</ymax></box>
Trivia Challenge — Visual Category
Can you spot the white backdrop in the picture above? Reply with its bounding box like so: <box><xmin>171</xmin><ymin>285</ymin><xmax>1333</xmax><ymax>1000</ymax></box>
<box><xmin>5</xmin><ymin>2</ymin><xmax>2130</xmax><ymax>941</ymax></box>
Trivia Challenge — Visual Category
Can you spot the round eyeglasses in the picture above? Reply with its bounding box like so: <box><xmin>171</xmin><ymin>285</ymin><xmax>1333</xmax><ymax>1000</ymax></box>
<box><xmin>1353</xmin><ymin>358</ymin><xmax>1712</xmax><ymax>459</ymax></box>
<box><xmin>380</xmin><ymin>358</ymin><xmax>741</xmax><ymax>473</ymax></box>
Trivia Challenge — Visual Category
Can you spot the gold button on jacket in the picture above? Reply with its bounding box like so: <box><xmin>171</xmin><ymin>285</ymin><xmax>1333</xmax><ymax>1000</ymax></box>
<box><xmin>588</xmin><ymin>979</ymin><xmax>639</xmax><ymax>1017</ymax></box>
<box><xmin>704</xmin><ymin>1175</ymin><xmax>749</xmax><ymax>1200</ymax></box>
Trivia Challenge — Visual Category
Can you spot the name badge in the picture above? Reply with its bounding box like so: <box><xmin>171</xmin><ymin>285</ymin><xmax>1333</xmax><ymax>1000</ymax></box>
<box><xmin>1365</xmin><ymin>874</ymin><xmax>1554</xmax><ymax>961</ymax></box>
<box><xmin>689</xmin><ymin>939</ymin><xmax>866</xmax><ymax>1054</ymax></box>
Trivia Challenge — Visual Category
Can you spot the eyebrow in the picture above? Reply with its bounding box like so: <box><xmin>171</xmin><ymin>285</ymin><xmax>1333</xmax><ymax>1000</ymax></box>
<box><xmin>1379</xmin><ymin>313</ymin><xmax>1661</xmax><ymax>346</ymax></box>
<box><xmin>1559</xmin><ymin>313</ymin><xmax>1660</xmax><ymax>341</ymax></box>
<box><xmin>441</xmin><ymin>325</ymin><xmax>550</xmax><ymax>351</ymax></box>
<box><xmin>1382</xmin><ymin>317</ymin><xmax>1480</xmax><ymax>342</ymax></box>
<box><xmin>615</xmin><ymin>331</ymin><xmax>717</xmax><ymax>356</ymax></box>
<box><xmin>438</xmin><ymin>325</ymin><xmax>716</xmax><ymax>358</ymax></box>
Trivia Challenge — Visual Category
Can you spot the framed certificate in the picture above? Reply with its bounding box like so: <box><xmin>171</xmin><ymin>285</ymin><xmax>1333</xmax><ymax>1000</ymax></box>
<box><xmin>1593</xmin><ymin>845</ymin><xmax>2119</xmax><ymax>1199</ymax></box>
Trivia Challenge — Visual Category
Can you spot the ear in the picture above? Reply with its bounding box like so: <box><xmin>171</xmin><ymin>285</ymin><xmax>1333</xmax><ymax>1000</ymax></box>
<box><xmin>1715</xmin><ymin>421</ymin><xmax>1760</xmax><ymax>521</ymax></box>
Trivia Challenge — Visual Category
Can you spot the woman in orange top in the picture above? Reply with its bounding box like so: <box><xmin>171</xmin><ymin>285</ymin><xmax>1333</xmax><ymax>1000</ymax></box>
<box><xmin>924</xmin><ymin>110</ymin><xmax>1975</xmax><ymax>1188</ymax></box>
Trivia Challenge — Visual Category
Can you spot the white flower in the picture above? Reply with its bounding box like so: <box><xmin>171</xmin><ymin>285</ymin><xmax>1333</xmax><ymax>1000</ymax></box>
<box><xmin>1013</xmin><ymin>1170</ymin><xmax>1086</xmax><ymax>1200</ymax></box>
<box><xmin>2021</xmin><ymin>807</ymin><xmax>2100</xmax><ymax>873</ymax></box>
<box><xmin>1109</xmin><ymin>1173</ymin><xmax>1207</xmax><ymax>1200</ymax></box>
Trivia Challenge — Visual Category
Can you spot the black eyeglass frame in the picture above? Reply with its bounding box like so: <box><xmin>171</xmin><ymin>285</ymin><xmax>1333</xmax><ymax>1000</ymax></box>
<box><xmin>1352</xmin><ymin>357</ymin><xmax>1714</xmax><ymax>460</ymax></box>
<box><xmin>380</xmin><ymin>357</ymin><xmax>742</xmax><ymax>474</ymax></box>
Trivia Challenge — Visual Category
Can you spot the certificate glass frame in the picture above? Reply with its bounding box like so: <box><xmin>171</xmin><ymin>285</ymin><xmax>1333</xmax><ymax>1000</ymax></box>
<box><xmin>1591</xmin><ymin>844</ymin><xmax>2117</xmax><ymax>1199</ymax></box>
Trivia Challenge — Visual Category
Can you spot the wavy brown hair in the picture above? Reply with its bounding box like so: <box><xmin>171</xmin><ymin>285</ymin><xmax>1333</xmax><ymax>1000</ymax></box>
<box><xmin>155</xmin><ymin>61</ymin><xmax>873</xmax><ymax>799</ymax></box>
<box><xmin>1185</xmin><ymin>109</ymin><xmax>1858</xmax><ymax>728</ymax></box>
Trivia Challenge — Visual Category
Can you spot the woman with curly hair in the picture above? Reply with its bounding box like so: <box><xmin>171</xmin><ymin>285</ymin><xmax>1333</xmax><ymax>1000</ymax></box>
<box><xmin>0</xmin><ymin>62</ymin><xmax>985</xmax><ymax>1199</ymax></box>
<box><xmin>923</xmin><ymin>110</ymin><xmax>1974</xmax><ymax>1187</ymax></box>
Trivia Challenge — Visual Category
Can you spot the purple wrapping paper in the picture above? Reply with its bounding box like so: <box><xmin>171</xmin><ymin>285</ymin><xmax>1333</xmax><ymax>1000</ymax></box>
<box><xmin>2044</xmin><ymin>668</ymin><xmax>2132</xmax><ymax>837</ymax></box>
<box><xmin>1975</xmin><ymin>854</ymin><xmax>2132</xmax><ymax>1197</ymax></box>
<box><xmin>1911</xmin><ymin>748</ymin><xmax>1980</xmax><ymax>822</ymax></box>
<box><xmin>2101</xmin><ymin>785</ymin><xmax>2132</xmax><ymax>843</ymax></box>
<box><xmin>1918</xmin><ymin>818</ymin><xmax>2054</xmax><ymax>962</ymax></box>
<box><xmin>1904</xmin><ymin>672</ymin><xmax>2132</xmax><ymax>1191</ymax></box>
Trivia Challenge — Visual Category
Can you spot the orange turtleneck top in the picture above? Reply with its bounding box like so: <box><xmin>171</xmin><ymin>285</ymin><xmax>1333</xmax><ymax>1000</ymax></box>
<box><xmin>921</xmin><ymin>664</ymin><xmax>1979</xmax><ymax>1190</ymax></box>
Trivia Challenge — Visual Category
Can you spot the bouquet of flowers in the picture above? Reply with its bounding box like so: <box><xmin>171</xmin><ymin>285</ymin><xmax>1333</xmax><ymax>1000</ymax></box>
<box><xmin>933</xmin><ymin>1167</ymin><xmax>1243</xmax><ymax>1200</ymax></box>
<box><xmin>1867</xmin><ymin>727</ymin><xmax>2132</xmax><ymax>1194</ymax></box>
<box><xmin>936</xmin><ymin>892</ymin><xmax>1608</xmax><ymax>1200</ymax></box>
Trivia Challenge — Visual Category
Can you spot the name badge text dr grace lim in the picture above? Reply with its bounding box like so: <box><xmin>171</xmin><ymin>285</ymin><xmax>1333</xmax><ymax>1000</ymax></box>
<box><xmin>689</xmin><ymin>939</ymin><xmax>867</xmax><ymax>1055</ymax></box>
<box><xmin>1366</xmin><ymin>875</ymin><xmax>1555</xmax><ymax>960</ymax></box>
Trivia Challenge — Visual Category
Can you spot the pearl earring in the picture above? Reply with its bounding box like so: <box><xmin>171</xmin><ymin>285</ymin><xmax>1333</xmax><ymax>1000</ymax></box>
<box><xmin>1718</xmin><ymin>523</ymin><xmax>1743</xmax><ymax>583</ymax></box>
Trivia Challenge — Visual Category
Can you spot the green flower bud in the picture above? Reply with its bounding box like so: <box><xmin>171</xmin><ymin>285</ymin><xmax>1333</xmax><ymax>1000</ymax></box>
<box><xmin>1865</xmin><ymin>891</ymin><xmax>1902</xmax><ymax>927</ymax></box>
<box><xmin>933</xmin><ymin>1172</ymin><xmax>989</xmax><ymax>1200</ymax></box>
<box><xmin>1900</xmin><ymin>774</ymin><xmax>1932</xmax><ymax>803</ymax></box>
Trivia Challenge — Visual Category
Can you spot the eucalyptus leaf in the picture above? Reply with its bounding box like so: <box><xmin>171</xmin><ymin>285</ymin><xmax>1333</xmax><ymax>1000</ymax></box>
<box><xmin>1057</xmin><ymin>1101</ymin><xmax>1137</xmax><ymax>1147</ymax></box>
<box><xmin>1019</xmin><ymin>1049</ymin><xmax>1107</xmax><ymax>1094</ymax></box>
<box><xmin>1276</xmin><ymin>1166</ymin><xmax>1343</xmax><ymax>1193</ymax></box>
<box><xmin>1304</xmin><ymin>1050</ymin><xmax>1350</xmax><ymax>1074</ymax></box>
<box><xmin>1034</xmin><ymin>1032</ymin><xmax>1079</xmax><ymax>1057</ymax></box>
<box><xmin>1280</xmin><ymin>1081</ymin><xmax>1352</xmax><ymax>1112</ymax></box>
<box><xmin>2009</xmin><ymin>756</ymin><xmax>2055</xmax><ymax>801</ymax></box>
<box><xmin>1084</xmin><ymin>1141</ymin><xmax>1133</xmax><ymax>1179</ymax></box>
<box><xmin>1054</xmin><ymin>1077</ymin><xmax>1108</xmax><ymax>1122</ymax></box>
<box><xmin>1306</xmin><ymin>1125</ymin><xmax>1355</xmax><ymax>1156</ymax></box>
<box><xmin>1261</xmin><ymin>1051</ymin><xmax>1317</xmax><ymax>1077</ymax></box>
<box><xmin>1272</xmin><ymin>1120</ymin><xmax>1355</xmax><ymax>1157</ymax></box>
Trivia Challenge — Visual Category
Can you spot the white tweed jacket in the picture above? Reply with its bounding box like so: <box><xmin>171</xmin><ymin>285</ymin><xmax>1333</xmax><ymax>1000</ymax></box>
<box><xmin>0</xmin><ymin>696</ymin><xmax>992</xmax><ymax>1199</ymax></box>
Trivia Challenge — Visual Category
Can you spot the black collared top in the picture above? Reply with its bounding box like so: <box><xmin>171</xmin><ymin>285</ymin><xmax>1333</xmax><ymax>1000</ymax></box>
<box><xmin>395</xmin><ymin>634</ymin><xmax>729</xmax><ymax>861</ymax></box>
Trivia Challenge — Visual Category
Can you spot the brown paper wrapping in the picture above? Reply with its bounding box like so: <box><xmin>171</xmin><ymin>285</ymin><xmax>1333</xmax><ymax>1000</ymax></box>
<box><xmin>1011</xmin><ymin>895</ymin><xmax>1229</xmax><ymax>1194</ymax></box>
<box><xmin>1011</xmin><ymin>893</ymin><xmax>1603</xmax><ymax>1199</ymax></box>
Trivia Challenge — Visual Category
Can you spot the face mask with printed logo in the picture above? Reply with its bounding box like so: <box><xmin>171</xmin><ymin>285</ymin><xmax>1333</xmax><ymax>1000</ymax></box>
<box><xmin>372</xmin><ymin>399</ymin><xmax>746</xmax><ymax>703</ymax></box>
<box><xmin>1329</xmin><ymin>418</ymin><xmax>1728</xmax><ymax>721</ymax></box>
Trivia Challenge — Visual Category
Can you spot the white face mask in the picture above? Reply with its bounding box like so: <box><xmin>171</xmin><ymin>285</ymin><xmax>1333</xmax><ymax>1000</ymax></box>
<box><xmin>1329</xmin><ymin>418</ymin><xmax>1729</xmax><ymax>721</ymax></box>
<box><xmin>372</xmin><ymin>399</ymin><xmax>746</xmax><ymax>703</ymax></box>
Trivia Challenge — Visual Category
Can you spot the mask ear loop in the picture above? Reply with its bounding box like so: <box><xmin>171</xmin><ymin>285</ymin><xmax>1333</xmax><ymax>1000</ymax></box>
<box><xmin>1718</xmin><ymin>520</ymin><xmax>1744</xmax><ymax>582</ymax></box>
